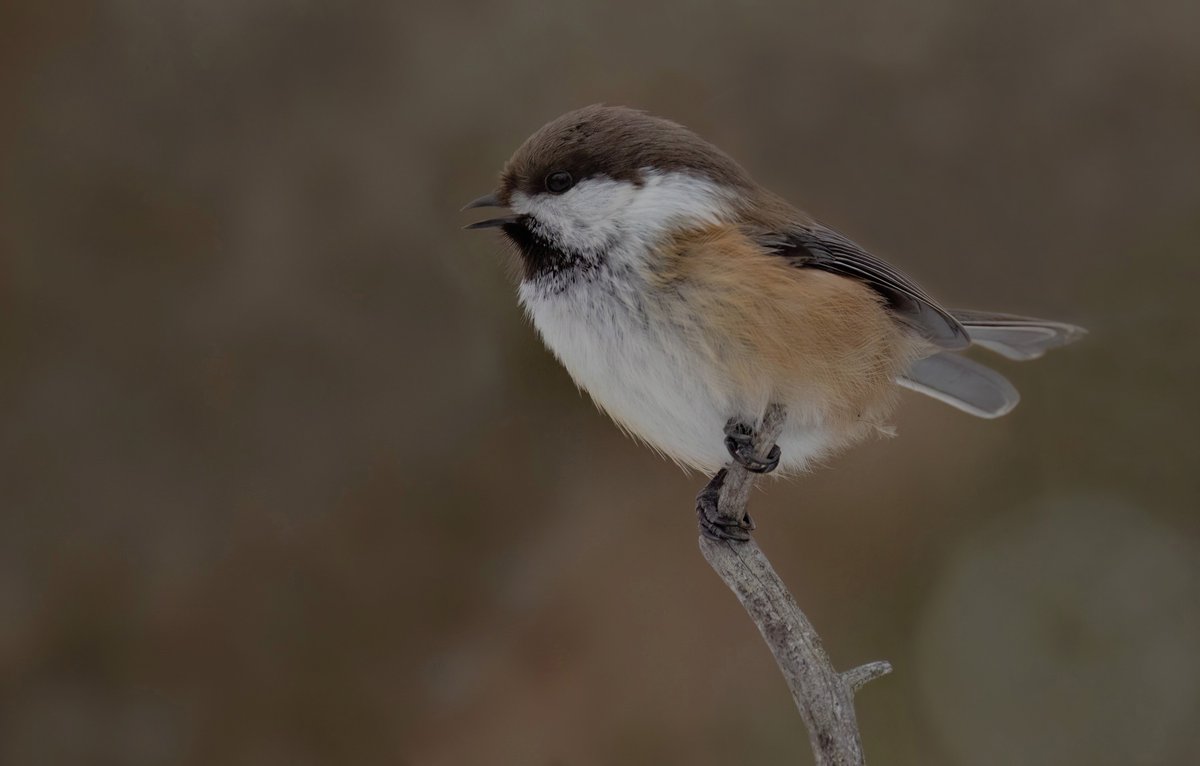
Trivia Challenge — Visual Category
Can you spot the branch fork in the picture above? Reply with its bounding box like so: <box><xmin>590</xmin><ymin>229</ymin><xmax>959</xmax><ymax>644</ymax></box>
<box><xmin>697</xmin><ymin>404</ymin><xmax>890</xmax><ymax>765</ymax></box>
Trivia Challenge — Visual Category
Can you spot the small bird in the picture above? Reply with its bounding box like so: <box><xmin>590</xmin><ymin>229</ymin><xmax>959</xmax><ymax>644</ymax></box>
<box><xmin>465</xmin><ymin>105</ymin><xmax>1084</xmax><ymax>538</ymax></box>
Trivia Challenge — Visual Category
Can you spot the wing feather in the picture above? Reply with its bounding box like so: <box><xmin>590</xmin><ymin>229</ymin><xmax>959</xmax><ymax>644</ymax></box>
<box><xmin>764</xmin><ymin>224</ymin><xmax>971</xmax><ymax>350</ymax></box>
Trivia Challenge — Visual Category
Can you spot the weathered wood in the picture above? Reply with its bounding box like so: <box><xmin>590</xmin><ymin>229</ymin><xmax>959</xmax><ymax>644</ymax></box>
<box><xmin>698</xmin><ymin>404</ymin><xmax>890</xmax><ymax>765</ymax></box>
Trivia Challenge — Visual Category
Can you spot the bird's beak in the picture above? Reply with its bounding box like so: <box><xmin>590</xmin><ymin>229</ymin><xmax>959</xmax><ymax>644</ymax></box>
<box><xmin>462</xmin><ymin>192</ymin><xmax>502</xmax><ymax>211</ymax></box>
<box><xmin>462</xmin><ymin>192</ymin><xmax>520</xmax><ymax>230</ymax></box>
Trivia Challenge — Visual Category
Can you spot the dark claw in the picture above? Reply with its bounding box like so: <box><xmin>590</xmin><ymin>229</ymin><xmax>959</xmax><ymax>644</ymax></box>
<box><xmin>724</xmin><ymin>420</ymin><xmax>755</xmax><ymax>445</ymax></box>
<box><xmin>696</xmin><ymin>469</ymin><xmax>755</xmax><ymax>541</ymax></box>
<box><xmin>723</xmin><ymin>419</ymin><xmax>782</xmax><ymax>474</ymax></box>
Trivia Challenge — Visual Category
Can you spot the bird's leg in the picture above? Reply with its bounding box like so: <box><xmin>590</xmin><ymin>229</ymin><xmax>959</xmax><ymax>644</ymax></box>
<box><xmin>724</xmin><ymin>419</ymin><xmax>782</xmax><ymax>474</ymax></box>
<box><xmin>696</xmin><ymin>469</ymin><xmax>755</xmax><ymax>541</ymax></box>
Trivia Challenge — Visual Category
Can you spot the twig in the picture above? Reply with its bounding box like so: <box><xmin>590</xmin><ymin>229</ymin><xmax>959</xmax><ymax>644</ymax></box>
<box><xmin>698</xmin><ymin>404</ymin><xmax>891</xmax><ymax>765</ymax></box>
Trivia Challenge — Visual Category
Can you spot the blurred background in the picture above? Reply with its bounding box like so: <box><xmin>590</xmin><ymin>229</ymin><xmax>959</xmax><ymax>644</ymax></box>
<box><xmin>2</xmin><ymin>1</ymin><xmax>1199</xmax><ymax>764</ymax></box>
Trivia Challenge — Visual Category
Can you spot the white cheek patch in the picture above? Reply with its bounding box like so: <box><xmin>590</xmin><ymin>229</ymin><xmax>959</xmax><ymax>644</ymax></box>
<box><xmin>511</xmin><ymin>171</ymin><xmax>734</xmax><ymax>262</ymax></box>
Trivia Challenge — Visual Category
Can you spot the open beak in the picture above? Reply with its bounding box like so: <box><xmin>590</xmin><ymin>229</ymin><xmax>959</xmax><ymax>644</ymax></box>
<box><xmin>462</xmin><ymin>192</ymin><xmax>520</xmax><ymax>230</ymax></box>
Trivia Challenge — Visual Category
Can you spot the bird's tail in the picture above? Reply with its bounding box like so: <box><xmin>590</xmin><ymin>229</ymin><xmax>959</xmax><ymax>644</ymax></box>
<box><xmin>897</xmin><ymin>310</ymin><xmax>1087</xmax><ymax>418</ymax></box>
<box><xmin>949</xmin><ymin>309</ymin><xmax>1088</xmax><ymax>361</ymax></box>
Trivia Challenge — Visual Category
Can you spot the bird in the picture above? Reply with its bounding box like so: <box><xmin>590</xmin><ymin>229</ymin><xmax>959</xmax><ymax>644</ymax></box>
<box><xmin>464</xmin><ymin>105</ymin><xmax>1085</xmax><ymax>538</ymax></box>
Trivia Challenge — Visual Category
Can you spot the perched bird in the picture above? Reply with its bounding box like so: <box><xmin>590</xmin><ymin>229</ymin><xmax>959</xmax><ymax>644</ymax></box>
<box><xmin>465</xmin><ymin>105</ymin><xmax>1084</xmax><ymax>537</ymax></box>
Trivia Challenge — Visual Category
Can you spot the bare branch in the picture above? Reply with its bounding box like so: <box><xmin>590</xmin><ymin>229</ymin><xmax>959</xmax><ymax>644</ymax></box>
<box><xmin>842</xmin><ymin>661</ymin><xmax>894</xmax><ymax>693</ymax></box>
<box><xmin>697</xmin><ymin>404</ymin><xmax>889</xmax><ymax>765</ymax></box>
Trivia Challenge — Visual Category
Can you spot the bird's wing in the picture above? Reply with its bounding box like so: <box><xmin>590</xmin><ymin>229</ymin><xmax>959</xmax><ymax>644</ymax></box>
<box><xmin>760</xmin><ymin>223</ymin><xmax>970</xmax><ymax>350</ymax></box>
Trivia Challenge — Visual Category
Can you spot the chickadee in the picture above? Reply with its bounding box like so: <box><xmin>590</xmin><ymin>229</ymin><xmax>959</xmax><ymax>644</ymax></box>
<box><xmin>465</xmin><ymin>105</ymin><xmax>1084</xmax><ymax>535</ymax></box>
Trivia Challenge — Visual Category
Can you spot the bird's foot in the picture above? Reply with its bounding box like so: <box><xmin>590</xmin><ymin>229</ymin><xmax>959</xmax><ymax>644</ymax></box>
<box><xmin>724</xmin><ymin>419</ymin><xmax>781</xmax><ymax>473</ymax></box>
<box><xmin>696</xmin><ymin>469</ymin><xmax>755</xmax><ymax>541</ymax></box>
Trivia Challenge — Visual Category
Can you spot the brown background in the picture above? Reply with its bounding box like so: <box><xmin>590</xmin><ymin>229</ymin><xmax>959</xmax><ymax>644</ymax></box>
<box><xmin>2</xmin><ymin>1</ymin><xmax>1199</xmax><ymax>764</ymax></box>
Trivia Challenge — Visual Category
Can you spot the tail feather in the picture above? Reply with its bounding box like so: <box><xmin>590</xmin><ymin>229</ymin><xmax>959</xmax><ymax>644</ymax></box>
<box><xmin>898</xmin><ymin>353</ymin><xmax>1020</xmax><ymax>419</ymax></box>
<box><xmin>952</xmin><ymin>309</ymin><xmax>1087</xmax><ymax>361</ymax></box>
<box><xmin>898</xmin><ymin>309</ymin><xmax>1085</xmax><ymax>418</ymax></box>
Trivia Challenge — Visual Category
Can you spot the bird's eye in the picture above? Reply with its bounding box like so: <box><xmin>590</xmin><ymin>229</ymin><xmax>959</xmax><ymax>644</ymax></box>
<box><xmin>545</xmin><ymin>171</ymin><xmax>574</xmax><ymax>194</ymax></box>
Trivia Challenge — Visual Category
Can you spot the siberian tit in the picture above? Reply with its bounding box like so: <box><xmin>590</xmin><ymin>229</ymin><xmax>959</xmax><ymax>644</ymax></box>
<box><xmin>465</xmin><ymin>105</ymin><xmax>1084</xmax><ymax>513</ymax></box>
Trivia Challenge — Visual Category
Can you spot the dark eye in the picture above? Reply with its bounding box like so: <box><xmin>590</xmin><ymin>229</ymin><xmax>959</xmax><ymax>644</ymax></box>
<box><xmin>545</xmin><ymin>171</ymin><xmax>574</xmax><ymax>194</ymax></box>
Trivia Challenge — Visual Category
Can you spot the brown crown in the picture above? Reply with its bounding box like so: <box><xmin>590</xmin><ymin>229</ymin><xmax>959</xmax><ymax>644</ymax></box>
<box><xmin>498</xmin><ymin>105</ymin><xmax>756</xmax><ymax>202</ymax></box>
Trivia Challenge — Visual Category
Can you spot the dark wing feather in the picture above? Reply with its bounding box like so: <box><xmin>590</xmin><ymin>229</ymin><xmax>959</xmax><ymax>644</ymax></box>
<box><xmin>764</xmin><ymin>224</ymin><xmax>970</xmax><ymax>350</ymax></box>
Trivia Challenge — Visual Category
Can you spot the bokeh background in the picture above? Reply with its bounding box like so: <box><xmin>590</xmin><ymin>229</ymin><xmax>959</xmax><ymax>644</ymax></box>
<box><xmin>3</xmin><ymin>1</ymin><xmax>1199</xmax><ymax>764</ymax></box>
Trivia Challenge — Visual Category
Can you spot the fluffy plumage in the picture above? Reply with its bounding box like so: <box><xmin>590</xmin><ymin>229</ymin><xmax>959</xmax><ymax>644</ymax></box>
<box><xmin>471</xmin><ymin>105</ymin><xmax>1085</xmax><ymax>472</ymax></box>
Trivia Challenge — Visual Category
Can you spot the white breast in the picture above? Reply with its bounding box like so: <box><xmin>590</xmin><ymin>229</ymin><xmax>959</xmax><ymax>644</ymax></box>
<box><xmin>519</xmin><ymin>269</ymin><xmax>837</xmax><ymax>473</ymax></box>
<box><xmin>520</xmin><ymin>271</ymin><xmax>735</xmax><ymax>470</ymax></box>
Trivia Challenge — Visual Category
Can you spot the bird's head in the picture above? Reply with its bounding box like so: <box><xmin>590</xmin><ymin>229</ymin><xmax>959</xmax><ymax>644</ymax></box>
<box><xmin>465</xmin><ymin>105</ymin><xmax>761</xmax><ymax>281</ymax></box>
